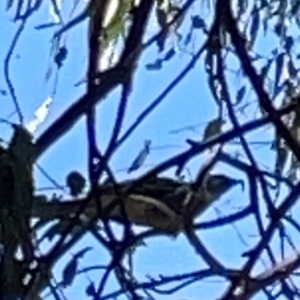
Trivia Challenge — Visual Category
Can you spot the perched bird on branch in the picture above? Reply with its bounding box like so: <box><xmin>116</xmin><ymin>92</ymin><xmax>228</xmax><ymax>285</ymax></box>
<box><xmin>33</xmin><ymin>173</ymin><xmax>242</xmax><ymax>234</ymax></box>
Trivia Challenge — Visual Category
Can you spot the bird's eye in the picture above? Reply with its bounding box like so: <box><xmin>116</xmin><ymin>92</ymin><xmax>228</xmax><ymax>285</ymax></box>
<box><xmin>206</xmin><ymin>175</ymin><xmax>226</xmax><ymax>189</ymax></box>
<box><xmin>206</xmin><ymin>175</ymin><xmax>238</xmax><ymax>194</ymax></box>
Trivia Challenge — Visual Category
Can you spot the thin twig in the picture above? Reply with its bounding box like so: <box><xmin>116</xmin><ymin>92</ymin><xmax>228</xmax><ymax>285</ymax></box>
<box><xmin>4</xmin><ymin>20</ymin><xmax>26</xmax><ymax>124</ymax></box>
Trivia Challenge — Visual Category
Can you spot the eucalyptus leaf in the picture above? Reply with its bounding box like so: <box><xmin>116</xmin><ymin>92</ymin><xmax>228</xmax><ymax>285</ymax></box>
<box><xmin>35</xmin><ymin>22</ymin><xmax>59</xmax><ymax>30</ymax></box>
<box><xmin>42</xmin><ymin>221</ymin><xmax>68</xmax><ymax>242</ymax></box>
<box><xmin>128</xmin><ymin>140</ymin><xmax>151</xmax><ymax>173</ymax></box>
<box><xmin>291</xmin><ymin>1</ymin><xmax>300</xmax><ymax>15</ymax></box>
<box><xmin>6</xmin><ymin>0</ymin><xmax>14</xmax><ymax>10</ymax></box>
<box><xmin>146</xmin><ymin>60</ymin><xmax>163</xmax><ymax>70</ymax></box>
<box><xmin>163</xmin><ymin>48</ymin><xmax>176</xmax><ymax>61</ymax></box>
<box><xmin>86</xmin><ymin>282</ymin><xmax>97</xmax><ymax>297</ymax></box>
<box><xmin>287</xmin><ymin>58</ymin><xmax>297</xmax><ymax>79</ymax></box>
<box><xmin>191</xmin><ymin>15</ymin><xmax>206</xmax><ymax>29</ymax></box>
<box><xmin>203</xmin><ymin>118</ymin><xmax>223</xmax><ymax>142</ymax></box>
<box><xmin>155</xmin><ymin>1</ymin><xmax>183</xmax><ymax>52</ymax></box>
<box><xmin>236</xmin><ymin>86</ymin><xmax>246</xmax><ymax>105</ymax></box>
<box><xmin>74</xmin><ymin>247</ymin><xmax>93</xmax><ymax>260</ymax></box>
<box><xmin>260</xmin><ymin>60</ymin><xmax>272</xmax><ymax>80</ymax></box>
<box><xmin>249</xmin><ymin>6</ymin><xmax>260</xmax><ymax>47</ymax></box>
<box><xmin>275</xmin><ymin>146</ymin><xmax>288</xmax><ymax>175</ymax></box>
<box><xmin>62</xmin><ymin>256</ymin><xmax>78</xmax><ymax>287</ymax></box>
<box><xmin>284</xmin><ymin>36</ymin><xmax>294</xmax><ymax>53</ymax></box>
<box><xmin>274</xmin><ymin>52</ymin><xmax>285</xmax><ymax>96</ymax></box>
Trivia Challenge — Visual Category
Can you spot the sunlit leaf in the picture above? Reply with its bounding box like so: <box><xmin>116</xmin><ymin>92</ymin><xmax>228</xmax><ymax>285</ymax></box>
<box><xmin>102</xmin><ymin>0</ymin><xmax>121</xmax><ymax>28</ymax></box>
<box><xmin>25</xmin><ymin>97</ymin><xmax>53</xmax><ymax>134</ymax></box>
<box><xmin>100</xmin><ymin>0</ymin><xmax>132</xmax><ymax>54</ymax></box>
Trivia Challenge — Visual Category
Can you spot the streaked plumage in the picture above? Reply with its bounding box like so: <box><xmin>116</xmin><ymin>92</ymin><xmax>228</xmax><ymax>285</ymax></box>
<box><xmin>33</xmin><ymin>173</ymin><xmax>242</xmax><ymax>234</ymax></box>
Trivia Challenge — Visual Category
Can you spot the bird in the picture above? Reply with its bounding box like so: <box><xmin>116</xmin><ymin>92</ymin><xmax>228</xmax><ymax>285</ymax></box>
<box><xmin>66</xmin><ymin>171</ymin><xmax>86</xmax><ymax>197</ymax></box>
<box><xmin>32</xmin><ymin>173</ymin><xmax>242</xmax><ymax>234</ymax></box>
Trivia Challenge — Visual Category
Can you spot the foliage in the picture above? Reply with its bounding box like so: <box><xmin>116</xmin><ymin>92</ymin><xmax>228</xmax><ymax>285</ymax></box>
<box><xmin>2</xmin><ymin>0</ymin><xmax>300</xmax><ymax>299</ymax></box>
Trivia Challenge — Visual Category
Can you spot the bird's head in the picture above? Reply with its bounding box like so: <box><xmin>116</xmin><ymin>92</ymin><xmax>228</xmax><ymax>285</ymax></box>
<box><xmin>204</xmin><ymin>174</ymin><xmax>244</xmax><ymax>202</ymax></box>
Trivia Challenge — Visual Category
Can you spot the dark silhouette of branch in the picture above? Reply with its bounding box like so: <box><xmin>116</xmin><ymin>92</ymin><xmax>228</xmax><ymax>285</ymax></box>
<box><xmin>224</xmin><ymin>1</ymin><xmax>300</xmax><ymax>161</ymax></box>
<box><xmin>221</xmin><ymin>250</ymin><xmax>300</xmax><ymax>300</ymax></box>
<box><xmin>194</xmin><ymin>205</ymin><xmax>252</xmax><ymax>230</ymax></box>
<box><xmin>35</xmin><ymin>66</ymin><xmax>126</xmax><ymax>159</ymax></box>
<box><xmin>184</xmin><ymin>226</ymin><xmax>225</xmax><ymax>271</ymax></box>
<box><xmin>4</xmin><ymin>19</ymin><xmax>26</xmax><ymax>123</ymax></box>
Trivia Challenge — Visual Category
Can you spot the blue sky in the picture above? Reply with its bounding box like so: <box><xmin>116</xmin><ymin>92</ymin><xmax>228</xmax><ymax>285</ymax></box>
<box><xmin>1</xmin><ymin>1</ymin><xmax>299</xmax><ymax>300</ymax></box>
